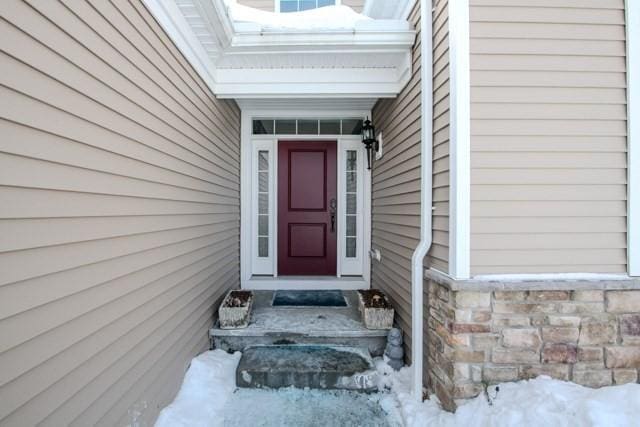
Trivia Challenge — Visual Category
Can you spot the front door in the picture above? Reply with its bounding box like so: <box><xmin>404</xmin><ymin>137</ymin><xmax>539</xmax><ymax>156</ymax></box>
<box><xmin>278</xmin><ymin>141</ymin><xmax>337</xmax><ymax>276</ymax></box>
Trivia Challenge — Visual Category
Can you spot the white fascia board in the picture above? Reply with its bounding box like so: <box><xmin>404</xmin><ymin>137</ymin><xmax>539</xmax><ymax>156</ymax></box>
<box><xmin>448</xmin><ymin>0</ymin><xmax>471</xmax><ymax>279</ymax></box>
<box><xmin>627</xmin><ymin>0</ymin><xmax>639</xmax><ymax>276</ymax></box>
<box><xmin>215</xmin><ymin>84</ymin><xmax>405</xmax><ymax>98</ymax></box>
<box><xmin>142</xmin><ymin>0</ymin><xmax>218</xmax><ymax>90</ymax></box>
<box><xmin>229</xmin><ymin>30</ymin><xmax>416</xmax><ymax>49</ymax></box>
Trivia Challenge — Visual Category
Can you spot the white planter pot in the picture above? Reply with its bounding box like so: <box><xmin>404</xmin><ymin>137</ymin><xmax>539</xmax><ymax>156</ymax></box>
<box><xmin>358</xmin><ymin>290</ymin><xmax>394</xmax><ymax>330</ymax></box>
<box><xmin>219</xmin><ymin>290</ymin><xmax>254</xmax><ymax>329</ymax></box>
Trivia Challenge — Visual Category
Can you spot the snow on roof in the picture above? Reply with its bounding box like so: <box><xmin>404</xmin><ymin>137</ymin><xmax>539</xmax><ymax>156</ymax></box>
<box><xmin>223</xmin><ymin>0</ymin><xmax>372</xmax><ymax>31</ymax></box>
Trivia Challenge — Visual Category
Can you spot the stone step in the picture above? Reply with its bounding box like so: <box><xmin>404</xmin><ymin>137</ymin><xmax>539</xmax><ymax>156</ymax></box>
<box><xmin>236</xmin><ymin>345</ymin><xmax>378</xmax><ymax>392</ymax></box>
<box><xmin>211</xmin><ymin>291</ymin><xmax>388</xmax><ymax>356</ymax></box>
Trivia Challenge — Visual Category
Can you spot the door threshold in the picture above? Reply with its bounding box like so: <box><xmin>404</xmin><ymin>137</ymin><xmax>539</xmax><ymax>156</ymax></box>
<box><xmin>242</xmin><ymin>276</ymin><xmax>369</xmax><ymax>291</ymax></box>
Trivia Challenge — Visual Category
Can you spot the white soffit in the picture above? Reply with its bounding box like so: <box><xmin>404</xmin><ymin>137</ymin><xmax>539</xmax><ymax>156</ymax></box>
<box><xmin>144</xmin><ymin>0</ymin><xmax>416</xmax><ymax>98</ymax></box>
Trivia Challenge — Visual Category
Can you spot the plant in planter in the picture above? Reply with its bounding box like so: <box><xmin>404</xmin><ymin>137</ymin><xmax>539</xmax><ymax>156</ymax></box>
<box><xmin>218</xmin><ymin>290</ymin><xmax>254</xmax><ymax>329</ymax></box>
<box><xmin>357</xmin><ymin>289</ymin><xmax>394</xmax><ymax>330</ymax></box>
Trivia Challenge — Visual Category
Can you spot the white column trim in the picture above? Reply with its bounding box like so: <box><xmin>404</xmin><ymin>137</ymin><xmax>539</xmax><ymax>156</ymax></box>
<box><xmin>627</xmin><ymin>0</ymin><xmax>639</xmax><ymax>276</ymax></box>
<box><xmin>448</xmin><ymin>0</ymin><xmax>471</xmax><ymax>279</ymax></box>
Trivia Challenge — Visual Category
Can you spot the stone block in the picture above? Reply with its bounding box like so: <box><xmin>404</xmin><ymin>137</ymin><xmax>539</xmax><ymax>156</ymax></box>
<box><xmin>451</xmin><ymin>323</ymin><xmax>490</xmax><ymax>334</ymax></box>
<box><xmin>492</xmin><ymin>348</ymin><xmax>539</xmax><ymax>364</ymax></box>
<box><xmin>502</xmin><ymin>328</ymin><xmax>541</xmax><ymax>349</ymax></box>
<box><xmin>453</xmin><ymin>382</ymin><xmax>483</xmax><ymax>399</ymax></box>
<box><xmin>542</xmin><ymin>327</ymin><xmax>579</xmax><ymax>343</ymax></box>
<box><xmin>472</xmin><ymin>311</ymin><xmax>492</xmax><ymax>323</ymax></box>
<box><xmin>456</xmin><ymin>292</ymin><xmax>491</xmax><ymax>308</ymax></box>
<box><xmin>472</xmin><ymin>334</ymin><xmax>500</xmax><ymax>350</ymax></box>
<box><xmin>494</xmin><ymin>302</ymin><xmax>560</xmax><ymax>315</ymax></box>
<box><xmin>452</xmin><ymin>363</ymin><xmax>470</xmax><ymax>381</ymax></box>
<box><xmin>559</xmin><ymin>302</ymin><xmax>605</xmax><ymax>315</ymax></box>
<box><xmin>435</xmin><ymin>381</ymin><xmax>456</xmax><ymax>412</ymax></box>
<box><xmin>578</xmin><ymin>347</ymin><xmax>604</xmax><ymax>362</ymax></box>
<box><xmin>542</xmin><ymin>344</ymin><xmax>578</xmax><ymax>364</ymax></box>
<box><xmin>607</xmin><ymin>291</ymin><xmax>640</xmax><ymax>313</ymax></box>
<box><xmin>574</xmin><ymin>361</ymin><xmax>605</xmax><ymax>370</ymax></box>
<box><xmin>455</xmin><ymin>309</ymin><xmax>473</xmax><ymax>322</ymax></box>
<box><xmin>605</xmin><ymin>347</ymin><xmax>640</xmax><ymax>369</ymax></box>
<box><xmin>572</xmin><ymin>291</ymin><xmax>604</xmax><ymax>302</ymax></box>
<box><xmin>613</xmin><ymin>369</ymin><xmax>638</xmax><ymax>385</ymax></box>
<box><xmin>621</xmin><ymin>314</ymin><xmax>640</xmax><ymax>337</ymax></box>
<box><xmin>547</xmin><ymin>316</ymin><xmax>581</xmax><ymax>327</ymax></box>
<box><xmin>483</xmin><ymin>366</ymin><xmax>519</xmax><ymax>383</ymax></box>
<box><xmin>494</xmin><ymin>291</ymin><xmax>527</xmax><ymax>301</ymax></box>
<box><xmin>573</xmin><ymin>370</ymin><xmax>612</xmax><ymax>388</ymax></box>
<box><xmin>527</xmin><ymin>291</ymin><xmax>570</xmax><ymax>301</ymax></box>
<box><xmin>492</xmin><ymin>315</ymin><xmax>531</xmax><ymax>328</ymax></box>
<box><xmin>578</xmin><ymin>319</ymin><xmax>617</xmax><ymax>346</ymax></box>
<box><xmin>470</xmin><ymin>365</ymin><xmax>482</xmax><ymax>382</ymax></box>
<box><xmin>455</xmin><ymin>349</ymin><xmax>486</xmax><ymax>363</ymax></box>
<box><xmin>520</xmin><ymin>364</ymin><xmax>570</xmax><ymax>381</ymax></box>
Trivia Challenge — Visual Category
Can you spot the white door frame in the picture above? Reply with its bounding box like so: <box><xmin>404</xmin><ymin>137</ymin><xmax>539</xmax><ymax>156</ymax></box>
<box><xmin>240</xmin><ymin>109</ymin><xmax>372</xmax><ymax>290</ymax></box>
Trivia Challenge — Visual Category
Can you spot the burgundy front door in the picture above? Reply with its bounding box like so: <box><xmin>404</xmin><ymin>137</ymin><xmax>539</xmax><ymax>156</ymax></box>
<box><xmin>278</xmin><ymin>141</ymin><xmax>337</xmax><ymax>276</ymax></box>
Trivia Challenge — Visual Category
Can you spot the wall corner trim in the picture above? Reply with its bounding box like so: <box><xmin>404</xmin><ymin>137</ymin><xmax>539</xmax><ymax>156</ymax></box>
<box><xmin>448</xmin><ymin>0</ymin><xmax>471</xmax><ymax>279</ymax></box>
<box><xmin>627</xmin><ymin>0</ymin><xmax>639</xmax><ymax>276</ymax></box>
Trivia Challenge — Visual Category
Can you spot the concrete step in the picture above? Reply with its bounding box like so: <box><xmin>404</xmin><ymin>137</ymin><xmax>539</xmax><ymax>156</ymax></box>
<box><xmin>236</xmin><ymin>345</ymin><xmax>378</xmax><ymax>392</ymax></box>
<box><xmin>211</xmin><ymin>291</ymin><xmax>388</xmax><ymax>356</ymax></box>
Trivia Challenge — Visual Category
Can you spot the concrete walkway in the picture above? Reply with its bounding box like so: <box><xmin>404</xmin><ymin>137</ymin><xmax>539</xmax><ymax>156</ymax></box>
<box><xmin>221</xmin><ymin>387</ymin><xmax>403</xmax><ymax>427</ymax></box>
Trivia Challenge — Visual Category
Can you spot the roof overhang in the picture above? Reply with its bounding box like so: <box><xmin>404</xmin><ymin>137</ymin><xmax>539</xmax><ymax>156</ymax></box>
<box><xmin>144</xmin><ymin>0</ymin><xmax>416</xmax><ymax>99</ymax></box>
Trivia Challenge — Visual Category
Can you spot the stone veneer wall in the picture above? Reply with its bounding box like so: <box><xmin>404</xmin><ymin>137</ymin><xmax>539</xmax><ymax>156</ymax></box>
<box><xmin>426</xmin><ymin>278</ymin><xmax>640</xmax><ymax>411</ymax></box>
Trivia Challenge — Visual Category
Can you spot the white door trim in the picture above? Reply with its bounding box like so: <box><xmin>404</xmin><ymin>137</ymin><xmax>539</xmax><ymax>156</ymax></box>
<box><xmin>626</xmin><ymin>0</ymin><xmax>639</xmax><ymax>276</ymax></box>
<box><xmin>240</xmin><ymin>110</ymin><xmax>372</xmax><ymax>289</ymax></box>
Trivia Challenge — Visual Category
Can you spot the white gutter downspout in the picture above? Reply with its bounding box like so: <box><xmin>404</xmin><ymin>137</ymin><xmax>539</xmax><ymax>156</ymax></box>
<box><xmin>410</xmin><ymin>0</ymin><xmax>433</xmax><ymax>401</ymax></box>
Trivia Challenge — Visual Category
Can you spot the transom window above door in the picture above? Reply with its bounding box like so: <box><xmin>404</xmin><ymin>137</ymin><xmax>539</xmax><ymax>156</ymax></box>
<box><xmin>278</xmin><ymin>0</ymin><xmax>337</xmax><ymax>13</ymax></box>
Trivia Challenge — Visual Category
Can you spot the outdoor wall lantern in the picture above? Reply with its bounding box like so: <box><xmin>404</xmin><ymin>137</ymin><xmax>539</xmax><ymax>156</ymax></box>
<box><xmin>361</xmin><ymin>117</ymin><xmax>379</xmax><ymax>170</ymax></box>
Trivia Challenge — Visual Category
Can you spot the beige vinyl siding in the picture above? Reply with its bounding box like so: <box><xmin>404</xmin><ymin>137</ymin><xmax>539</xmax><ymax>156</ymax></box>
<box><xmin>237</xmin><ymin>0</ymin><xmax>364</xmax><ymax>12</ymax></box>
<box><xmin>237</xmin><ymin>0</ymin><xmax>275</xmax><ymax>11</ymax></box>
<box><xmin>371</xmin><ymin>1</ymin><xmax>421</xmax><ymax>361</ymax></box>
<box><xmin>469</xmin><ymin>0</ymin><xmax>628</xmax><ymax>274</ymax></box>
<box><xmin>0</xmin><ymin>1</ymin><xmax>240</xmax><ymax>426</ymax></box>
<box><xmin>431</xmin><ymin>0</ymin><xmax>450</xmax><ymax>273</ymax></box>
<box><xmin>342</xmin><ymin>0</ymin><xmax>365</xmax><ymax>12</ymax></box>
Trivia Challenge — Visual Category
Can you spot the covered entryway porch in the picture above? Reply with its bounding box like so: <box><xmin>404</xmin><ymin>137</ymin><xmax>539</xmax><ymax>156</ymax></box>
<box><xmin>239</xmin><ymin>102</ymin><xmax>376</xmax><ymax>290</ymax></box>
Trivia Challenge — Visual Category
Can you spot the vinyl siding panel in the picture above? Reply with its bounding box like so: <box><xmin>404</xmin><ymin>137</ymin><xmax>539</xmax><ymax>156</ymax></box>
<box><xmin>371</xmin><ymin>1</ymin><xmax>421</xmax><ymax>362</ymax></box>
<box><xmin>469</xmin><ymin>0</ymin><xmax>628</xmax><ymax>274</ymax></box>
<box><xmin>237</xmin><ymin>0</ymin><xmax>364</xmax><ymax>12</ymax></box>
<box><xmin>0</xmin><ymin>1</ymin><xmax>240</xmax><ymax>426</ymax></box>
<box><xmin>431</xmin><ymin>0</ymin><xmax>450</xmax><ymax>273</ymax></box>
<box><xmin>237</xmin><ymin>0</ymin><xmax>275</xmax><ymax>11</ymax></box>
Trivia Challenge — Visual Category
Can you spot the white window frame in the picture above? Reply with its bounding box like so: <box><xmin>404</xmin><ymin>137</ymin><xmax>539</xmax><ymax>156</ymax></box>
<box><xmin>275</xmin><ymin>0</ymin><xmax>341</xmax><ymax>13</ymax></box>
<box><xmin>627</xmin><ymin>0</ymin><xmax>639</xmax><ymax>276</ymax></box>
<box><xmin>339</xmin><ymin>140</ymin><xmax>366</xmax><ymax>276</ymax></box>
<box><xmin>251</xmin><ymin>141</ymin><xmax>276</xmax><ymax>274</ymax></box>
<box><xmin>240</xmin><ymin>110</ymin><xmax>371</xmax><ymax>290</ymax></box>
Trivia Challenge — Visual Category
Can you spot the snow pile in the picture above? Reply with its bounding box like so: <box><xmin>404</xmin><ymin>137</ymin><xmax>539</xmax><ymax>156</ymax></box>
<box><xmin>155</xmin><ymin>350</ymin><xmax>241</xmax><ymax>427</ymax></box>
<box><xmin>223</xmin><ymin>0</ymin><xmax>371</xmax><ymax>31</ymax></box>
<box><xmin>376</xmin><ymin>359</ymin><xmax>640</xmax><ymax>427</ymax></box>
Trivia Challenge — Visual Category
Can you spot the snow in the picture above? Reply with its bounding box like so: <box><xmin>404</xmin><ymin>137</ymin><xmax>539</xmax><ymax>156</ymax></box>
<box><xmin>156</xmin><ymin>350</ymin><xmax>640</xmax><ymax>427</ymax></box>
<box><xmin>375</xmin><ymin>359</ymin><xmax>640</xmax><ymax>427</ymax></box>
<box><xmin>223</xmin><ymin>0</ymin><xmax>371</xmax><ymax>31</ymax></box>
<box><xmin>154</xmin><ymin>350</ymin><xmax>241</xmax><ymax>427</ymax></box>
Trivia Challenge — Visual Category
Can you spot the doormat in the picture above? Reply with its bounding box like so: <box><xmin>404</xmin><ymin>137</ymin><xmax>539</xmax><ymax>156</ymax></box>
<box><xmin>272</xmin><ymin>290</ymin><xmax>347</xmax><ymax>307</ymax></box>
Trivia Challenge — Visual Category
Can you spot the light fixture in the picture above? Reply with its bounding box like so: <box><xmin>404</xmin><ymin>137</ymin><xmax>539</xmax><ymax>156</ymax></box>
<box><xmin>361</xmin><ymin>117</ymin><xmax>379</xmax><ymax>170</ymax></box>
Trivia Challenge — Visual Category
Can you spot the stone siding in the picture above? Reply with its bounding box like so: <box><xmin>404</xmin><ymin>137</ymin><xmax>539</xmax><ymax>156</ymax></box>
<box><xmin>426</xmin><ymin>281</ymin><xmax>640</xmax><ymax>411</ymax></box>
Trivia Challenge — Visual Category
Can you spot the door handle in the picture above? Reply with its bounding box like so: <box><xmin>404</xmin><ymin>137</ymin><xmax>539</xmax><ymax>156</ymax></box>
<box><xmin>329</xmin><ymin>198</ymin><xmax>337</xmax><ymax>233</ymax></box>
